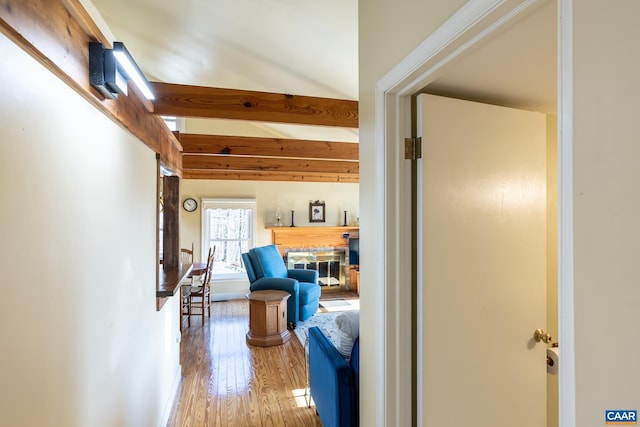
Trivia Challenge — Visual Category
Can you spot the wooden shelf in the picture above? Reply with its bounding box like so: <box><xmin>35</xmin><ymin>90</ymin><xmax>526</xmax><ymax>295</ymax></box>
<box><xmin>156</xmin><ymin>263</ymin><xmax>193</xmax><ymax>310</ymax></box>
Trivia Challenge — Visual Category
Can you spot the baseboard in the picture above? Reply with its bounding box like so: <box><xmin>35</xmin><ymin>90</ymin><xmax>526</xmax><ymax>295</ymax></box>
<box><xmin>212</xmin><ymin>292</ymin><xmax>247</xmax><ymax>301</ymax></box>
<box><xmin>159</xmin><ymin>364</ymin><xmax>182</xmax><ymax>427</ymax></box>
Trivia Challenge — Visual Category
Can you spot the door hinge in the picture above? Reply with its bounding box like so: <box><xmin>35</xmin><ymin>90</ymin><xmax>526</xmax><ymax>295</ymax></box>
<box><xmin>404</xmin><ymin>137</ymin><xmax>422</xmax><ymax>160</ymax></box>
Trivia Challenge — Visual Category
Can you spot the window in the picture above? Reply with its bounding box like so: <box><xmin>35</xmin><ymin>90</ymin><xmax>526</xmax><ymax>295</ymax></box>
<box><xmin>161</xmin><ymin>116</ymin><xmax>184</xmax><ymax>132</ymax></box>
<box><xmin>201</xmin><ymin>199</ymin><xmax>256</xmax><ymax>280</ymax></box>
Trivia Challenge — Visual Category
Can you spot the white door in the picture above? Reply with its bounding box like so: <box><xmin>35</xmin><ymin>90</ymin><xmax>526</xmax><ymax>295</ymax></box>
<box><xmin>417</xmin><ymin>94</ymin><xmax>547</xmax><ymax>426</ymax></box>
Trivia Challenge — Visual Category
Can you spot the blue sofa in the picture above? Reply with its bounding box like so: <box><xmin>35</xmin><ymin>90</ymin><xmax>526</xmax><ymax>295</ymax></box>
<box><xmin>309</xmin><ymin>326</ymin><xmax>360</xmax><ymax>427</ymax></box>
<box><xmin>242</xmin><ymin>244</ymin><xmax>320</xmax><ymax>327</ymax></box>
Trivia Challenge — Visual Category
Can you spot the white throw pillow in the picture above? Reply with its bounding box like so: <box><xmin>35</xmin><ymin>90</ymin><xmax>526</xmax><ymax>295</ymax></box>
<box><xmin>335</xmin><ymin>311</ymin><xmax>360</xmax><ymax>360</ymax></box>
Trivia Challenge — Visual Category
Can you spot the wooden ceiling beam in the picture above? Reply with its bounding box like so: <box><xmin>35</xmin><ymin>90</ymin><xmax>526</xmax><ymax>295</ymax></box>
<box><xmin>183</xmin><ymin>155</ymin><xmax>358</xmax><ymax>175</ymax></box>
<box><xmin>183</xmin><ymin>169</ymin><xmax>359</xmax><ymax>183</ymax></box>
<box><xmin>178</xmin><ymin>133</ymin><xmax>360</xmax><ymax>182</ymax></box>
<box><xmin>0</xmin><ymin>0</ymin><xmax>358</xmax><ymax>181</ymax></box>
<box><xmin>179</xmin><ymin>133</ymin><xmax>358</xmax><ymax>161</ymax></box>
<box><xmin>151</xmin><ymin>82</ymin><xmax>358</xmax><ymax>128</ymax></box>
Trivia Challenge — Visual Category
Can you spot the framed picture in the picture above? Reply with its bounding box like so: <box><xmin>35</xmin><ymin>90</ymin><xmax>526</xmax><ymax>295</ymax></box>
<box><xmin>309</xmin><ymin>200</ymin><xmax>326</xmax><ymax>223</ymax></box>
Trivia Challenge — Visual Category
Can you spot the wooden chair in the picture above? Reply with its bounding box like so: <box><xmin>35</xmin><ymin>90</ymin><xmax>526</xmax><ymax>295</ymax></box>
<box><xmin>181</xmin><ymin>285</ymin><xmax>192</xmax><ymax>328</ymax></box>
<box><xmin>180</xmin><ymin>243</ymin><xmax>195</xmax><ymax>327</ymax></box>
<box><xmin>180</xmin><ymin>243</ymin><xmax>196</xmax><ymax>285</ymax></box>
<box><xmin>189</xmin><ymin>246</ymin><xmax>215</xmax><ymax>323</ymax></box>
<box><xmin>180</xmin><ymin>243</ymin><xmax>194</xmax><ymax>264</ymax></box>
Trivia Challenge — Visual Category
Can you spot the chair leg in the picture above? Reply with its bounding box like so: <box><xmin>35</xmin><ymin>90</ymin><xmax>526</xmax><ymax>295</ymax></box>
<box><xmin>188</xmin><ymin>293</ymin><xmax>210</xmax><ymax>325</ymax></box>
<box><xmin>186</xmin><ymin>298</ymin><xmax>191</xmax><ymax>327</ymax></box>
<box><xmin>182</xmin><ymin>288</ymin><xmax>190</xmax><ymax>328</ymax></box>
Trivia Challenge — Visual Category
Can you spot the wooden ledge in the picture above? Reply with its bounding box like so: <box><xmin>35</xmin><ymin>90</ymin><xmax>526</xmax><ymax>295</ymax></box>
<box><xmin>268</xmin><ymin>226</ymin><xmax>359</xmax><ymax>255</ymax></box>
<box><xmin>156</xmin><ymin>263</ymin><xmax>192</xmax><ymax>310</ymax></box>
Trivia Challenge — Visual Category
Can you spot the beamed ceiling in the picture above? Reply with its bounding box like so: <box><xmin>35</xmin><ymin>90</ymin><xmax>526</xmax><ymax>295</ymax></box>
<box><xmin>150</xmin><ymin>82</ymin><xmax>359</xmax><ymax>182</ymax></box>
<box><xmin>89</xmin><ymin>0</ymin><xmax>556</xmax><ymax>183</ymax></box>
<box><xmin>90</xmin><ymin>0</ymin><xmax>360</xmax><ymax>183</ymax></box>
<box><xmin>0</xmin><ymin>0</ymin><xmax>358</xmax><ymax>180</ymax></box>
<box><xmin>1</xmin><ymin>0</ymin><xmax>555</xmax><ymax>183</ymax></box>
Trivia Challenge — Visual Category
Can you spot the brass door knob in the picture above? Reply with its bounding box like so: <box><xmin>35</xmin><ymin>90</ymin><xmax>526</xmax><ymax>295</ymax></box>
<box><xmin>533</xmin><ymin>328</ymin><xmax>552</xmax><ymax>344</ymax></box>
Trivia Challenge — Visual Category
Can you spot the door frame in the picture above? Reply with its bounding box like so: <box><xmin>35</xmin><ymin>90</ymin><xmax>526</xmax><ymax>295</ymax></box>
<box><xmin>373</xmin><ymin>0</ymin><xmax>576</xmax><ymax>425</ymax></box>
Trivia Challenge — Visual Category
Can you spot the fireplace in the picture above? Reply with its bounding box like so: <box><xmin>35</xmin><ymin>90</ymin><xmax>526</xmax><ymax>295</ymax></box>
<box><xmin>285</xmin><ymin>248</ymin><xmax>347</xmax><ymax>291</ymax></box>
<box><xmin>269</xmin><ymin>226</ymin><xmax>359</xmax><ymax>292</ymax></box>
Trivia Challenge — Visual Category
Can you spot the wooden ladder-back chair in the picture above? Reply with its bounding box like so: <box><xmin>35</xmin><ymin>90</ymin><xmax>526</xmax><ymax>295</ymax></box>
<box><xmin>180</xmin><ymin>243</ymin><xmax>195</xmax><ymax>328</ymax></box>
<box><xmin>190</xmin><ymin>246</ymin><xmax>215</xmax><ymax>324</ymax></box>
<box><xmin>181</xmin><ymin>286</ymin><xmax>191</xmax><ymax>328</ymax></box>
<box><xmin>180</xmin><ymin>243</ymin><xmax>194</xmax><ymax>265</ymax></box>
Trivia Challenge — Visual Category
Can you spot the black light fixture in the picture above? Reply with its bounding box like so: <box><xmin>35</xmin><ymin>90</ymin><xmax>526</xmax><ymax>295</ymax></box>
<box><xmin>89</xmin><ymin>41</ymin><xmax>155</xmax><ymax>101</ymax></box>
<box><xmin>89</xmin><ymin>42</ymin><xmax>126</xmax><ymax>99</ymax></box>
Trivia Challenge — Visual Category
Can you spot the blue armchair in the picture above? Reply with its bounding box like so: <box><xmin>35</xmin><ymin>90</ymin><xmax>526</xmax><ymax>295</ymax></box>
<box><xmin>309</xmin><ymin>326</ymin><xmax>360</xmax><ymax>427</ymax></box>
<box><xmin>242</xmin><ymin>244</ymin><xmax>321</xmax><ymax>327</ymax></box>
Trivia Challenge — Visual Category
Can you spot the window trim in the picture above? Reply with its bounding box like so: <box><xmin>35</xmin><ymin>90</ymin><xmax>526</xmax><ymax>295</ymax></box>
<box><xmin>200</xmin><ymin>198</ymin><xmax>257</xmax><ymax>280</ymax></box>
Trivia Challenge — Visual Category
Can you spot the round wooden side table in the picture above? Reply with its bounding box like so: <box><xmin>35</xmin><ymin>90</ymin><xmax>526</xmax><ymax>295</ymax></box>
<box><xmin>246</xmin><ymin>290</ymin><xmax>291</xmax><ymax>347</ymax></box>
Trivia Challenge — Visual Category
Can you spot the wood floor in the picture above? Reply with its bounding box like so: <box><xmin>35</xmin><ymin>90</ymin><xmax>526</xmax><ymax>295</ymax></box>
<box><xmin>167</xmin><ymin>298</ymin><xmax>322</xmax><ymax>427</ymax></box>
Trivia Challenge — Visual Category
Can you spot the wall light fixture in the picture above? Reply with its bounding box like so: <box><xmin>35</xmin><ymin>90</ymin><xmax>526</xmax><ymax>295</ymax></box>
<box><xmin>89</xmin><ymin>41</ymin><xmax>155</xmax><ymax>101</ymax></box>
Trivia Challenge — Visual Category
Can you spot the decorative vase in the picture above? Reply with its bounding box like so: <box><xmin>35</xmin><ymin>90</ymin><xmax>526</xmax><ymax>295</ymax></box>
<box><xmin>290</xmin><ymin>210</ymin><xmax>295</xmax><ymax>227</ymax></box>
<box><xmin>275</xmin><ymin>208</ymin><xmax>282</xmax><ymax>227</ymax></box>
<box><xmin>343</xmin><ymin>210</ymin><xmax>348</xmax><ymax>226</ymax></box>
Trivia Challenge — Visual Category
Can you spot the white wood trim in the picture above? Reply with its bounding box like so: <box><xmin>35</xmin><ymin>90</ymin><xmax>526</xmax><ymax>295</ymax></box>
<box><xmin>373</xmin><ymin>0</ymin><xmax>576</xmax><ymax>425</ymax></box>
<box><xmin>199</xmin><ymin>198</ymin><xmax>257</xmax><ymax>264</ymax></box>
<box><xmin>376</xmin><ymin>0</ymin><xmax>540</xmax><ymax>96</ymax></box>
<box><xmin>372</xmin><ymin>75</ymin><xmax>392</xmax><ymax>427</ymax></box>
<box><xmin>558</xmin><ymin>0</ymin><xmax>576</xmax><ymax>426</ymax></box>
<box><xmin>211</xmin><ymin>292</ymin><xmax>248</xmax><ymax>301</ymax></box>
<box><xmin>159</xmin><ymin>365</ymin><xmax>181</xmax><ymax>427</ymax></box>
<box><xmin>372</xmin><ymin>77</ymin><xmax>414</xmax><ymax>427</ymax></box>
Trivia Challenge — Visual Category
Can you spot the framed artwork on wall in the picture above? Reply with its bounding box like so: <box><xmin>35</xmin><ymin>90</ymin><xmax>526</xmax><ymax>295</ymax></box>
<box><xmin>309</xmin><ymin>200</ymin><xmax>326</xmax><ymax>223</ymax></box>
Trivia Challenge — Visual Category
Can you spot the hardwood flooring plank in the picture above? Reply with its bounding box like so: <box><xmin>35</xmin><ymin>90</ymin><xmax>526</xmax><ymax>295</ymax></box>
<box><xmin>167</xmin><ymin>299</ymin><xmax>321</xmax><ymax>427</ymax></box>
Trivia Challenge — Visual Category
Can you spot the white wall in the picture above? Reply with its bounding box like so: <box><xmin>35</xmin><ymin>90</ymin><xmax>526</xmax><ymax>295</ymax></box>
<box><xmin>571</xmin><ymin>2</ymin><xmax>640</xmax><ymax>425</ymax></box>
<box><xmin>0</xmin><ymin>34</ymin><xmax>180</xmax><ymax>427</ymax></box>
<box><xmin>180</xmin><ymin>179</ymin><xmax>359</xmax><ymax>299</ymax></box>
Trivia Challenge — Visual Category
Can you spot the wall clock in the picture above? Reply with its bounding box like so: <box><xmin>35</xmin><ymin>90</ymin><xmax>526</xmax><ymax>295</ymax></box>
<box><xmin>183</xmin><ymin>198</ymin><xmax>197</xmax><ymax>212</ymax></box>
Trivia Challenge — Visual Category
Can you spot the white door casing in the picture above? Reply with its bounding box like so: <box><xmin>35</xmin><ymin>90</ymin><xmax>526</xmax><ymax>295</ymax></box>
<box><xmin>417</xmin><ymin>94</ymin><xmax>547</xmax><ymax>426</ymax></box>
<box><xmin>373</xmin><ymin>1</ymin><xmax>577</xmax><ymax>426</ymax></box>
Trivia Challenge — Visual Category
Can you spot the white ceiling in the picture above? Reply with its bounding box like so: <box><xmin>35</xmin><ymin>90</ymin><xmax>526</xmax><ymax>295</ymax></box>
<box><xmin>91</xmin><ymin>0</ymin><xmax>358</xmax><ymax>99</ymax></box>
<box><xmin>89</xmin><ymin>0</ymin><xmax>556</xmax><ymax>141</ymax></box>
<box><xmin>89</xmin><ymin>0</ymin><xmax>359</xmax><ymax>142</ymax></box>
<box><xmin>427</xmin><ymin>0</ymin><xmax>557</xmax><ymax>114</ymax></box>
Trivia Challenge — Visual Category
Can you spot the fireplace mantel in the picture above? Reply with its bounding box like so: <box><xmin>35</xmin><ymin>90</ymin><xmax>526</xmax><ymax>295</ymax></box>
<box><xmin>267</xmin><ymin>226</ymin><xmax>359</xmax><ymax>255</ymax></box>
